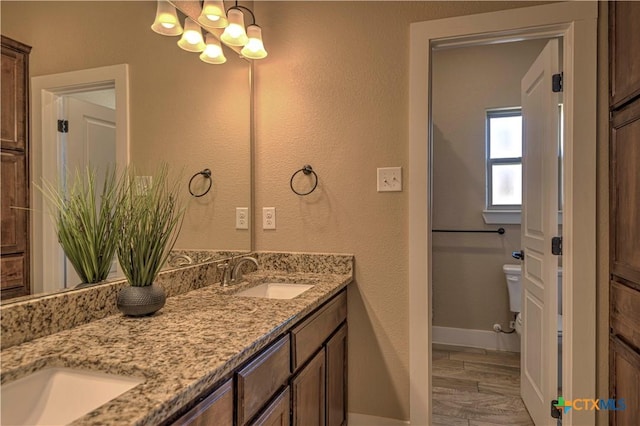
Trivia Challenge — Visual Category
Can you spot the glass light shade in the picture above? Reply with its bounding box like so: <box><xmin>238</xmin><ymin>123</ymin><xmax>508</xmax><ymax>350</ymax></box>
<box><xmin>177</xmin><ymin>18</ymin><xmax>206</xmax><ymax>52</ymax></box>
<box><xmin>197</xmin><ymin>0</ymin><xmax>228</xmax><ymax>29</ymax></box>
<box><xmin>220</xmin><ymin>9</ymin><xmax>248</xmax><ymax>46</ymax></box>
<box><xmin>200</xmin><ymin>34</ymin><xmax>227</xmax><ymax>64</ymax></box>
<box><xmin>151</xmin><ymin>0</ymin><xmax>183</xmax><ymax>36</ymax></box>
<box><xmin>241</xmin><ymin>25</ymin><xmax>267</xmax><ymax>59</ymax></box>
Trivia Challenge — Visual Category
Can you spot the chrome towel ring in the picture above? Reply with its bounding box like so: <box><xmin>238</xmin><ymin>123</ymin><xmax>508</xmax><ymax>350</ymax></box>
<box><xmin>189</xmin><ymin>168</ymin><xmax>212</xmax><ymax>197</ymax></box>
<box><xmin>290</xmin><ymin>164</ymin><xmax>318</xmax><ymax>196</ymax></box>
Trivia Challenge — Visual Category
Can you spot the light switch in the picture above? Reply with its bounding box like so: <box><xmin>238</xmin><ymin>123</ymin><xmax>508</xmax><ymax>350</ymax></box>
<box><xmin>377</xmin><ymin>167</ymin><xmax>402</xmax><ymax>192</ymax></box>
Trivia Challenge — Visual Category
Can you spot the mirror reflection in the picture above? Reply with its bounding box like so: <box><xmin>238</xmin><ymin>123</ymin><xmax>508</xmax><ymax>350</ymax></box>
<box><xmin>1</xmin><ymin>1</ymin><xmax>251</xmax><ymax>302</ymax></box>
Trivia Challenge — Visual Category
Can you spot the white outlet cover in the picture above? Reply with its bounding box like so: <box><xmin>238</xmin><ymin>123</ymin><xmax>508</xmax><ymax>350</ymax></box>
<box><xmin>262</xmin><ymin>207</ymin><xmax>276</xmax><ymax>230</ymax></box>
<box><xmin>236</xmin><ymin>207</ymin><xmax>249</xmax><ymax>230</ymax></box>
<box><xmin>377</xmin><ymin>167</ymin><xmax>402</xmax><ymax>192</ymax></box>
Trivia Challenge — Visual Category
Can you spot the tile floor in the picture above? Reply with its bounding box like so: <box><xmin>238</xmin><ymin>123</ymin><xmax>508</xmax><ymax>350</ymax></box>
<box><xmin>432</xmin><ymin>343</ymin><xmax>534</xmax><ymax>426</ymax></box>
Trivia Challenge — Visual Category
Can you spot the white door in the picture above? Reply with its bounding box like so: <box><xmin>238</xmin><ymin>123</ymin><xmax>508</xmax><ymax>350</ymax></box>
<box><xmin>63</xmin><ymin>97</ymin><xmax>120</xmax><ymax>287</ymax></box>
<box><xmin>520</xmin><ymin>39</ymin><xmax>560</xmax><ymax>425</ymax></box>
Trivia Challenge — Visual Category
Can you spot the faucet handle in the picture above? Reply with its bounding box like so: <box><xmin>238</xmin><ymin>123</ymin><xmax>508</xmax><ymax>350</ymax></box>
<box><xmin>217</xmin><ymin>262</ymin><xmax>231</xmax><ymax>286</ymax></box>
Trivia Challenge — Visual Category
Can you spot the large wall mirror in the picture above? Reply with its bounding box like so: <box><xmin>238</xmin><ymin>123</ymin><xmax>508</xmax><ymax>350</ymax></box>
<box><xmin>1</xmin><ymin>1</ymin><xmax>252</xmax><ymax>301</ymax></box>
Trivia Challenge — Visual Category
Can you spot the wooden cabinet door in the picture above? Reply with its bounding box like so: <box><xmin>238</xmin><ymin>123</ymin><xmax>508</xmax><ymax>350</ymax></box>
<box><xmin>326</xmin><ymin>324</ymin><xmax>347</xmax><ymax>426</ymax></box>
<box><xmin>610</xmin><ymin>100</ymin><xmax>640</xmax><ymax>284</ymax></box>
<box><xmin>172</xmin><ymin>379</ymin><xmax>233</xmax><ymax>426</ymax></box>
<box><xmin>610</xmin><ymin>1</ymin><xmax>640</xmax><ymax>109</ymax></box>
<box><xmin>609</xmin><ymin>337</ymin><xmax>640</xmax><ymax>425</ymax></box>
<box><xmin>1</xmin><ymin>36</ymin><xmax>31</xmax><ymax>300</ymax></box>
<box><xmin>1</xmin><ymin>36</ymin><xmax>29</xmax><ymax>151</ymax></box>
<box><xmin>250</xmin><ymin>387</ymin><xmax>290</xmax><ymax>426</ymax></box>
<box><xmin>291</xmin><ymin>349</ymin><xmax>325</xmax><ymax>426</ymax></box>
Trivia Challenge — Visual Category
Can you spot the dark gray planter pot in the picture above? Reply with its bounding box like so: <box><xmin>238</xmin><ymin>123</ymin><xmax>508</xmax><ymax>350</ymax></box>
<box><xmin>117</xmin><ymin>284</ymin><xmax>166</xmax><ymax>317</ymax></box>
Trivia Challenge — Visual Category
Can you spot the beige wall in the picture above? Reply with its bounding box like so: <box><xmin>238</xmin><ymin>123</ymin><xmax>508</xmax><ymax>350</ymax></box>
<box><xmin>1</xmin><ymin>1</ymin><xmax>251</xmax><ymax>251</ymax></box>
<box><xmin>253</xmin><ymin>1</ymin><xmax>552</xmax><ymax>420</ymax></box>
<box><xmin>431</xmin><ymin>40</ymin><xmax>547</xmax><ymax>331</ymax></box>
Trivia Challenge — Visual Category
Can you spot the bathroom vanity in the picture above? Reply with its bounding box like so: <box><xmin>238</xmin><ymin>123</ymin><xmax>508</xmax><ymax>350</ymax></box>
<box><xmin>0</xmin><ymin>252</ymin><xmax>353</xmax><ymax>425</ymax></box>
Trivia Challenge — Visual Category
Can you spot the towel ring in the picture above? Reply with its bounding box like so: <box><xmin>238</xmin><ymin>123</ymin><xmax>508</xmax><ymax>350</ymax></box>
<box><xmin>290</xmin><ymin>165</ymin><xmax>318</xmax><ymax>196</ymax></box>
<box><xmin>189</xmin><ymin>169</ymin><xmax>212</xmax><ymax>197</ymax></box>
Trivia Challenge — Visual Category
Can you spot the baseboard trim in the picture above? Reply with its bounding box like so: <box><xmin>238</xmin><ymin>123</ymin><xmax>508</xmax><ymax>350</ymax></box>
<box><xmin>347</xmin><ymin>413</ymin><xmax>410</xmax><ymax>425</ymax></box>
<box><xmin>432</xmin><ymin>325</ymin><xmax>520</xmax><ymax>352</ymax></box>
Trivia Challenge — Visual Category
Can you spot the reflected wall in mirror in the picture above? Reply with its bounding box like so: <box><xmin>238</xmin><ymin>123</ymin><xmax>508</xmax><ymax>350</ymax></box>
<box><xmin>1</xmin><ymin>1</ymin><xmax>251</xmax><ymax>301</ymax></box>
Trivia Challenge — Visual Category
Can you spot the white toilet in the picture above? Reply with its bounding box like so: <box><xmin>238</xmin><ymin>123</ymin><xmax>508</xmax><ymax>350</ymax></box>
<box><xmin>503</xmin><ymin>264</ymin><xmax>563</xmax><ymax>384</ymax></box>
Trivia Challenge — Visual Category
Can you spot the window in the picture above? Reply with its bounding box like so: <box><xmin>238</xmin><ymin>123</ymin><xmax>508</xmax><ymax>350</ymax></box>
<box><xmin>486</xmin><ymin>109</ymin><xmax>522</xmax><ymax>209</ymax></box>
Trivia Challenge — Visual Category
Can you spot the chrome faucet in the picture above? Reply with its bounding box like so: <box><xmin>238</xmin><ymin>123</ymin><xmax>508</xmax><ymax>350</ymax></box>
<box><xmin>217</xmin><ymin>256</ymin><xmax>259</xmax><ymax>286</ymax></box>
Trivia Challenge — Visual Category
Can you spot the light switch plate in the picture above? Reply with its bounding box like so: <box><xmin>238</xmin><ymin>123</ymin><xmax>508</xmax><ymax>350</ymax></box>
<box><xmin>262</xmin><ymin>207</ymin><xmax>276</xmax><ymax>229</ymax></box>
<box><xmin>236</xmin><ymin>207</ymin><xmax>249</xmax><ymax>230</ymax></box>
<box><xmin>377</xmin><ymin>167</ymin><xmax>402</xmax><ymax>192</ymax></box>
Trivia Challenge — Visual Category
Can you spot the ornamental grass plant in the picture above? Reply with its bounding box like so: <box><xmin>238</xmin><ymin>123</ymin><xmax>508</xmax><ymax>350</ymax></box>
<box><xmin>116</xmin><ymin>165</ymin><xmax>185</xmax><ymax>287</ymax></box>
<box><xmin>38</xmin><ymin>167</ymin><xmax>120</xmax><ymax>284</ymax></box>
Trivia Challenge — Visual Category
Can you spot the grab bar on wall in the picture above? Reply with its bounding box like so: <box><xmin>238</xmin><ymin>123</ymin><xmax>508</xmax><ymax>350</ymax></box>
<box><xmin>432</xmin><ymin>228</ymin><xmax>505</xmax><ymax>235</ymax></box>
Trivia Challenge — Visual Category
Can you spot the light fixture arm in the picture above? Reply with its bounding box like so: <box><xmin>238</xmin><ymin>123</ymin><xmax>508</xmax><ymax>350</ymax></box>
<box><xmin>227</xmin><ymin>2</ymin><xmax>257</xmax><ymax>26</ymax></box>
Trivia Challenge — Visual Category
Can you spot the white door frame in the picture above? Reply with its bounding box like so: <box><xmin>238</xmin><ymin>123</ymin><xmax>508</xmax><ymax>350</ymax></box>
<box><xmin>31</xmin><ymin>64</ymin><xmax>130</xmax><ymax>293</ymax></box>
<box><xmin>409</xmin><ymin>3</ymin><xmax>597</xmax><ymax>425</ymax></box>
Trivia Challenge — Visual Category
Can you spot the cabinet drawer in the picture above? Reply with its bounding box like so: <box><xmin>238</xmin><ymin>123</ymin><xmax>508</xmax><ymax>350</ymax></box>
<box><xmin>1</xmin><ymin>255</ymin><xmax>25</xmax><ymax>290</ymax></box>
<box><xmin>249</xmin><ymin>386</ymin><xmax>290</xmax><ymax>426</ymax></box>
<box><xmin>291</xmin><ymin>291</ymin><xmax>346</xmax><ymax>371</ymax></box>
<box><xmin>237</xmin><ymin>335</ymin><xmax>291</xmax><ymax>425</ymax></box>
<box><xmin>610</xmin><ymin>280</ymin><xmax>640</xmax><ymax>350</ymax></box>
<box><xmin>172</xmin><ymin>379</ymin><xmax>233</xmax><ymax>426</ymax></box>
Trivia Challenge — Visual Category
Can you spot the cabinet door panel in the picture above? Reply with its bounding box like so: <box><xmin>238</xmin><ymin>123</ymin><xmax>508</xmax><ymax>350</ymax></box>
<box><xmin>291</xmin><ymin>349</ymin><xmax>325</xmax><ymax>426</ymax></box>
<box><xmin>610</xmin><ymin>101</ymin><xmax>640</xmax><ymax>284</ymax></box>
<box><xmin>250</xmin><ymin>386</ymin><xmax>290</xmax><ymax>426</ymax></box>
<box><xmin>326</xmin><ymin>324</ymin><xmax>347</xmax><ymax>426</ymax></box>
<box><xmin>609</xmin><ymin>337</ymin><xmax>640</xmax><ymax>425</ymax></box>
<box><xmin>1</xmin><ymin>152</ymin><xmax>27</xmax><ymax>252</ymax></box>
<box><xmin>237</xmin><ymin>336</ymin><xmax>291</xmax><ymax>425</ymax></box>
<box><xmin>610</xmin><ymin>1</ymin><xmax>640</xmax><ymax>109</ymax></box>
<box><xmin>172</xmin><ymin>379</ymin><xmax>233</xmax><ymax>426</ymax></box>
<box><xmin>0</xmin><ymin>40</ymin><xmax>28</xmax><ymax>151</ymax></box>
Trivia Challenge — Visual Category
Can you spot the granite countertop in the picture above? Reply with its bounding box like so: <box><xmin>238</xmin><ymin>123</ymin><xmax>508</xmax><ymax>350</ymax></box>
<box><xmin>0</xmin><ymin>270</ymin><xmax>352</xmax><ymax>425</ymax></box>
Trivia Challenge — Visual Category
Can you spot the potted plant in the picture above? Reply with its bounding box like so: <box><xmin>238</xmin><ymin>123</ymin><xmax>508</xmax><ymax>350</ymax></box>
<box><xmin>115</xmin><ymin>165</ymin><xmax>185</xmax><ymax>316</ymax></box>
<box><xmin>38</xmin><ymin>167</ymin><xmax>120</xmax><ymax>287</ymax></box>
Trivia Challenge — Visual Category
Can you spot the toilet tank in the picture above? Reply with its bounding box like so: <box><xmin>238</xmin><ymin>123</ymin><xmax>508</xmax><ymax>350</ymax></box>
<box><xmin>503</xmin><ymin>264</ymin><xmax>563</xmax><ymax>314</ymax></box>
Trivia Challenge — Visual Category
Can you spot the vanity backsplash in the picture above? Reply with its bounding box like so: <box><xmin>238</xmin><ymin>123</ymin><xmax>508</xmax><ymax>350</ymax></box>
<box><xmin>0</xmin><ymin>251</ymin><xmax>354</xmax><ymax>350</ymax></box>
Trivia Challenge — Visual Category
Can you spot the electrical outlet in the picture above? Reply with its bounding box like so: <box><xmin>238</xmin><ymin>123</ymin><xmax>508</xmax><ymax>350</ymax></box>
<box><xmin>236</xmin><ymin>207</ymin><xmax>248</xmax><ymax>230</ymax></box>
<box><xmin>509</xmin><ymin>320</ymin><xmax>516</xmax><ymax>330</ymax></box>
<box><xmin>377</xmin><ymin>167</ymin><xmax>402</xmax><ymax>192</ymax></box>
<box><xmin>262</xmin><ymin>207</ymin><xmax>276</xmax><ymax>230</ymax></box>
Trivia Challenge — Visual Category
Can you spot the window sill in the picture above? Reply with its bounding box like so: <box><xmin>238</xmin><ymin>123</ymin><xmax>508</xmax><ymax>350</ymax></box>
<box><xmin>482</xmin><ymin>210</ymin><xmax>563</xmax><ymax>225</ymax></box>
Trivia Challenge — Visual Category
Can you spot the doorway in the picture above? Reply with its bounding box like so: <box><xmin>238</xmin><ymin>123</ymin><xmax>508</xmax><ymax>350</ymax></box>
<box><xmin>409</xmin><ymin>3</ymin><xmax>597</xmax><ymax>425</ymax></box>
<box><xmin>31</xmin><ymin>64</ymin><xmax>129</xmax><ymax>294</ymax></box>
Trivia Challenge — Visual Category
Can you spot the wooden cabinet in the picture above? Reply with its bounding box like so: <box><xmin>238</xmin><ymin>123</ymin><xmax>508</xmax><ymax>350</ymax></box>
<box><xmin>292</xmin><ymin>349</ymin><xmax>325</xmax><ymax>426</ymax></box>
<box><xmin>173</xmin><ymin>379</ymin><xmax>233</xmax><ymax>426</ymax></box>
<box><xmin>170</xmin><ymin>289</ymin><xmax>348</xmax><ymax>426</ymax></box>
<box><xmin>1</xmin><ymin>35</ymin><xmax>31</xmax><ymax>300</ymax></box>
<box><xmin>609</xmin><ymin>1</ymin><xmax>640</xmax><ymax>109</ymax></box>
<box><xmin>326</xmin><ymin>325</ymin><xmax>347</xmax><ymax>426</ymax></box>
<box><xmin>237</xmin><ymin>336</ymin><xmax>291</xmax><ymax>425</ymax></box>
<box><xmin>250</xmin><ymin>387</ymin><xmax>290</xmax><ymax>426</ymax></box>
<box><xmin>609</xmin><ymin>2</ymin><xmax>640</xmax><ymax>423</ymax></box>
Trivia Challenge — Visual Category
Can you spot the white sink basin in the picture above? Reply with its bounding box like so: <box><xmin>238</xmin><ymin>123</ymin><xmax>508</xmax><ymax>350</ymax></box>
<box><xmin>1</xmin><ymin>367</ymin><xmax>143</xmax><ymax>426</ymax></box>
<box><xmin>235</xmin><ymin>283</ymin><xmax>314</xmax><ymax>299</ymax></box>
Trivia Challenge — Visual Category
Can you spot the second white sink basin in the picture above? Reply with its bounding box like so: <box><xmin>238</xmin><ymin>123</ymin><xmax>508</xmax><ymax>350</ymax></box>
<box><xmin>235</xmin><ymin>283</ymin><xmax>314</xmax><ymax>299</ymax></box>
<box><xmin>1</xmin><ymin>367</ymin><xmax>143</xmax><ymax>426</ymax></box>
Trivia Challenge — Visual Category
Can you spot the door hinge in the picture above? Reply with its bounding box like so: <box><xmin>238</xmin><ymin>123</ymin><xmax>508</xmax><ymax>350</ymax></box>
<box><xmin>57</xmin><ymin>119</ymin><xmax>69</xmax><ymax>133</ymax></box>
<box><xmin>551</xmin><ymin>399</ymin><xmax>563</xmax><ymax>419</ymax></box>
<box><xmin>551</xmin><ymin>236</ymin><xmax>562</xmax><ymax>256</ymax></box>
<box><xmin>552</xmin><ymin>72</ymin><xmax>563</xmax><ymax>93</ymax></box>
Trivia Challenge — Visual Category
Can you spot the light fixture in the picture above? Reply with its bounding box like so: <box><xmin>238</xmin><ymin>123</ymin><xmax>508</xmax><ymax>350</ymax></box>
<box><xmin>241</xmin><ymin>25</ymin><xmax>267</xmax><ymax>59</ymax></box>
<box><xmin>198</xmin><ymin>0</ymin><xmax>228</xmax><ymax>29</ymax></box>
<box><xmin>151</xmin><ymin>0</ymin><xmax>183</xmax><ymax>36</ymax></box>
<box><xmin>200</xmin><ymin>34</ymin><xmax>227</xmax><ymax>64</ymax></box>
<box><xmin>220</xmin><ymin>8</ymin><xmax>248</xmax><ymax>47</ymax></box>
<box><xmin>177</xmin><ymin>18</ymin><xmax>206</xmax><ymax>52</ymax></box>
